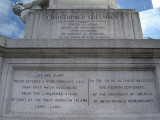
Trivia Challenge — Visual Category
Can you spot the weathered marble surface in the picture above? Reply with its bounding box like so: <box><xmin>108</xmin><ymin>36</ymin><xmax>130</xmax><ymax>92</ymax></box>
<box><xmin>24</xmin><ymin>9</ymin><xmax>143</xmax><ymax>39</ymax></box>
<box><xmin>0</xmin><ymin>5</ymin><xmax>159</xmax><ymax>120</ymax></box>
<box><xmin>9</xmin><ymin>70</ymin><xmax>159</xmax><ymax>114</ymax></box>
<box><xmin>49</xmin><ymin>0</ymin><xmax>117</xmax><ymax>9</ymax></box>
<box><xmin>0</xmin><ymin>37</ymin><xmax>160</xmax><ymax>120</ymax></box>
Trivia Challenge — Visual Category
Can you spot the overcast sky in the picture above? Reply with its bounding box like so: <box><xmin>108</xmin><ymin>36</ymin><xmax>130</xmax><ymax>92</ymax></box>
<box><xmin>152</xmin><ymin>0</ymin><xmax>160</xmax><ymax>8</ymax></box>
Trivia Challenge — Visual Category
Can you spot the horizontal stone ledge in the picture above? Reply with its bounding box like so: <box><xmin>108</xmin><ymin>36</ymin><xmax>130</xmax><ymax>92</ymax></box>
<box><xmin>5</xmin><ymin>39</ymin><xmax>160</xmax><ymax>48</ymax></box>
<box><xmin>30</xmin><ymin>9</ymin><xmax>137</xmax><ymax>12</ymax></box>
<box><xmin>2</xmin><ymin>48</ymin><xmax>160</xmax><ymax>58</ymax></box>
<box><xmin>0</xmin><ymin>37</ymin><xmax>160</xmax><ymax>58</ymax></box>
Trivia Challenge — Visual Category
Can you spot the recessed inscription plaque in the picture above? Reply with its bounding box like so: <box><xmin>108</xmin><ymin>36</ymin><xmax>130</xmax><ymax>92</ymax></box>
<box><xmin>24</xmin><ymin>10</ymin><xmax>143</xmax><ymax>39</ymax></box>
<box><xmin>45</xmin><ymin>10</ymin><xmax>118</xmax><ymax>39</ymax></box>
<box><xmin>9</xmin><ymin>70</ymin><xmax>159</xmax><ymax>114</ymax></box>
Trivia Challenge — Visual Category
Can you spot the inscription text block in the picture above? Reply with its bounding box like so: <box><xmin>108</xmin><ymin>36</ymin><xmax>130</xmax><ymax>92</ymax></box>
<box><xmin>10</xmin><ymin>70</ymin><xmax>159</xmax><ymax>114</ymax></box>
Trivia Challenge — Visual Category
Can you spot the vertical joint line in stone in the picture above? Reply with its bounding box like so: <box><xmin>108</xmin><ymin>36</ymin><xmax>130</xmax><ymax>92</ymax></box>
<box><xmin>154</xmin><ymin>67</ymin><xmax>160</xmax><ymax>112</ymax></box>
<box><xmin>88</xmin><ymin>78</ymin><xmax>90</xmax><ymax>106</ymax></box>
<box><xmin>131</xmin><ymin>13</ymin><xmax>136</xmax><ymax>39</ymax></box>
<box><xmin>1</xmin><ymin>64</ymin><xmax>10</xmax><ymax>115</ymax></box>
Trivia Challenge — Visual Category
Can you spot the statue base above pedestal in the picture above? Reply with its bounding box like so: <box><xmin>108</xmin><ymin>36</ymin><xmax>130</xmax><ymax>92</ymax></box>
<box><xmin>48</xmin><ymin>4</ymin><xmax>112</xmax><ymax>9</ymax></box>
<box><xmin>48</xmin><ymin>0</ymin><xmax>117</xmax><ymax>9</ymax></box>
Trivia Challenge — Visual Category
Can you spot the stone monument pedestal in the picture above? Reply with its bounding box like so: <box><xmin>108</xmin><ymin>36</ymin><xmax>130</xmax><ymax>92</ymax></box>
<box><xmin>0</xmin><ymin>8</ymin><xmax>160</xmax><ymax>120</ymax></box>
<box><xmin>24</xmin><ymin>9</ymin><xmax>142</xmax><ymax>39</ymax></box>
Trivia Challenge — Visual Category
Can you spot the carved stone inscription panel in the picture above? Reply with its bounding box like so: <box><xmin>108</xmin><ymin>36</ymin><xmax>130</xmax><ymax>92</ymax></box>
<box><xmin>28</xmin><ymin>10</ymin><xmax>140</xmax><ymax>39</ymax></box>
<box><xmin>45</xmin><ymin>10</ymin><xmax>118</xmax><ymax>39</ymax></box>
<box><xmin>9</xmin><ymin>70</ymin><xmax>158</xmax><ymax>114</ymax></box>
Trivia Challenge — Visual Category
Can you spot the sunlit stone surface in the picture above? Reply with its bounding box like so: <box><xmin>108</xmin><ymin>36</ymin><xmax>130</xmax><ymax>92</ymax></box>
<box><xmin>49</xmin><ymin>0</ymin><xmax>117</xmax><ymax>9</ymax></box>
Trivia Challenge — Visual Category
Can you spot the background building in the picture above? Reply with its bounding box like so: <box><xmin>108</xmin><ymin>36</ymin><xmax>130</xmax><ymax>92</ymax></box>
<box><xmin>0</xmin><ymin>0</ymin><xmax>159</xmax><ymax>39</ymax></box>
<box><xmin>140</xmin><ymin>7</ymin><xmax>160</xmax><ymax>39</ymax></box>
<box><xmin>152</xmin><ymin>0</ymin><xmax>160</xmax><ymax>9</ymax></box>
<box><xmin>117</xmin><ymin>0</ymin><xmax>153</xmax><ymax>12</ymax></box>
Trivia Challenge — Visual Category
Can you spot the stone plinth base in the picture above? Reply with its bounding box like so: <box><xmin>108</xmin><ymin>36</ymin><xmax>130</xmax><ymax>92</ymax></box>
<box><xmin>0</xmin><ymin>37</ymin><xmax>160</xmax><ymax>120</ymax></box>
